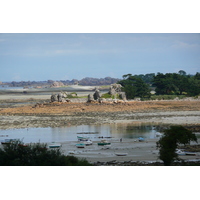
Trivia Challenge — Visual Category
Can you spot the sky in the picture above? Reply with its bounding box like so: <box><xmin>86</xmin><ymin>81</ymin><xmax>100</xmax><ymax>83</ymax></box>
<box><xmin>0</xmin><ymin>33</ymin><xmax>199</xmax><ymax>82</ymax></box>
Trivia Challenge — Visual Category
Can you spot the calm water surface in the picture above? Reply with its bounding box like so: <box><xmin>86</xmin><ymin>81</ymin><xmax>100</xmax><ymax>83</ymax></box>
<box><xmin>0</xmin><ymin>124</ymin><xmax>161</xmax><ymax>143</ymax></box>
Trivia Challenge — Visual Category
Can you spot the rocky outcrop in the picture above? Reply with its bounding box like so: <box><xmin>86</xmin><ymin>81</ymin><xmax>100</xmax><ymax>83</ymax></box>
<box><xmin>50</xmin><ymin>92</ymin><xmax>70</xmax><ymax>103</ymax></box>
<box><xmin>50</xmin><ymin>81</ymin><xmax>64</xmax><ymax>88</ymax></box>
<box><xmin>109</xmin><ymin>84</ymin><xmax>126</xmax><ymax>101</ymax></box>
<box><xmin>87</xmin><ymin>84</ymin><xmax>126</xmax><ymax>103</ymax></box>
<box><xmin>108</xmin><ymin>84</ymin><xmax>122</xmax><ymax>95</ymax></box>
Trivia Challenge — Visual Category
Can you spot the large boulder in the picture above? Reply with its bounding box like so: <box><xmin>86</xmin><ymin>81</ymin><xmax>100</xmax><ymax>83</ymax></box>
<box><xmin>51</xmin><ymin>94</ymin><xmax>58</xmax><ymax>102</ymax></box>
<box><xmin>51</xmin><ymin>92</ymin><xmax>68</xmax><ymax>102</ymax></box>
<box><xmin>93</xmin><ymin>88</ymin><xmax>101</xmax><ymax>100</ymax></box>
<box><xmin>87</xmin><ymin>94</ymin><xmax>95</xmax><ymax>102</ymax></box>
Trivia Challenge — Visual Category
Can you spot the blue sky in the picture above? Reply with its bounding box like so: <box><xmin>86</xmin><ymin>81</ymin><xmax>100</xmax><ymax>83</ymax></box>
<box><xmin>0</xmin><ymin>33</ymin><xmax>199</xmax><ymax>82</ymax></box>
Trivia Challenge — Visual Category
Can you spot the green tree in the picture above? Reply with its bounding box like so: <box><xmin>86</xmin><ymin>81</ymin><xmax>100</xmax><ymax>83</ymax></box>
<box><xmin>153</xmin><ymin>72</ymin><xmax>200</xmax><ymax>96</ymax></box>
<box><xmin>118</xmin><ymin>74</ymin><xmax>151</xmax><ymax>99</ymax></box>
<box><xmin>186</xmin><ymin>72</ymin><xmax>200</xmax><ymax>96</ymax></box>
<box><xmin>0</xmin><ymin>140</ymin><xmax>91</xmax><ymax>166</ymax></box>
<box><xmin>156</xmin><ymin>126</ymin><xmax>197</xmax><ymax>166</ymax></box>
<box><xmin>178</xmin><ymin>70</ymin><xmax>187</xmax><ymax>76</ymax></box>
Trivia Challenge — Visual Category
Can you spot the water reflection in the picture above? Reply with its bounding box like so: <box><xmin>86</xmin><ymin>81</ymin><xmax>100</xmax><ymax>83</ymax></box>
<box><xmin>0</xmin><ymin>123</ymin><xmax>162</xmax><ymax>143</ymax></box>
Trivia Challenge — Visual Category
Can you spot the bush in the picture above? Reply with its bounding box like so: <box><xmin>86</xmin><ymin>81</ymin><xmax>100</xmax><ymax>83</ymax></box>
<box><xmin>0</xmin><ymin>140</ymin><xmax>92</xmax><ymax>166</ymax></box>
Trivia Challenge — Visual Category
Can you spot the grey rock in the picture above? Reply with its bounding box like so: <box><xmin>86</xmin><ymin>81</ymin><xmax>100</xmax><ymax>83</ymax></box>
<box><xmin>93</xmin><ymin>88</ymin><xmax>101</xmax><ymax>100</ymax></box>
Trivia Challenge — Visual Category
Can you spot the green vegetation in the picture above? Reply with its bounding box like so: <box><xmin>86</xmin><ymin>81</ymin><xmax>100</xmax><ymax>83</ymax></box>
<box><xmin>156</xmin><ymin>126</ymin><xmax>197</xmax><ymax>166</ymax></box>
<box><xmin>117</xmin><ymin>71</ymin><xmax>200</xmax><ymax>100</ymax></box>
<box><xmin>134</xmin><ymin>73</ymin><xmax>155</xmax><ymax>85</ymax></box>
<box><xmin>117</xmin><ymin>74</ymin><xmax>151</xmax><ymax>100</ymax></box>
<box><xmin>149</xmin><ymin>95</ymin><xmax>186</xmax><ymax>100</ymax></box>
<box><xmin>0</xmin><ymin>140</ymin><xmax>92</xmax><ymax>166</ymax></box>
<box><xmin>153</xmin><ymin>71</ymin><xmax>200</xmax><ymax>96</ymax></box>
<box><xmin>101</xmin><ymin>93</ymin><xmax>122</xmax><ymax>99</ymax></box>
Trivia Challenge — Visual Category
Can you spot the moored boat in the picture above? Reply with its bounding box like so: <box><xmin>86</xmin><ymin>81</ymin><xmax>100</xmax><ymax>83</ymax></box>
<box><xmin>185</xmin><ymin>152</ymin><xmax>196</xmax><ymax>156</ymax></box>
<box><xmin>138</xmin><ymin>137</ymin><xmax>144</xmax><ymax>142</ymax></box>
<box><xmin>98</xmin><ymin>140</ymin><xmax>111</xmax><ymax>146</ymax></box>
<box><xmin>1</xmin><ymin>139</ymin><xmax>17</xmax><ymax>145</ymax></box>
<box><xmin>115</xmin><ymin>153</ymin><xmax>128</xmax><ymax>156</ymax></box>
<box><xmin>48</xmin><ymin>142</ymin><xmax>61</xmax><ymax>148</ymax></box>
<box><xmin>84</xmin><ymin>140</ymin><xmax>93</xmax><ymax>146</ymax></box>
<box><xmin>76</xmin><ymin>143</ymin><xmax>85</xmax><ymax>148</ymax></box>
<box><xmin>176</xmin><ymin>149</ymin><xmax>185</xmax><ymax>155</ymax></box>
<box><xmin>77</xmin><ymin>136</ymin><xmax>89</xmax><ymax>141</ymax></box>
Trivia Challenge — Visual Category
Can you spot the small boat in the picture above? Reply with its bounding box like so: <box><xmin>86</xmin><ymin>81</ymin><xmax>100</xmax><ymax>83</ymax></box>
<box><xmin>1</xmin><ymin>139</ymin><xmax>17</xmax><ymax>145</ymax></box>
<box><xmin>77</xmin><ymin>136</ymin><xmax>89</xmax><ymax>141</ymax></box>
<box><xmin>48</xmin><ymin>142</ymin><xmax>61</xmax><ymax>148</ymax></box>
<box><xmin>98</xmin><ymin>140</ymin><xmax>111</xmax><ymax>146</ymax></box>
<box><xmin>84</xmin><ymin>140</ymin><xmax>93</xmax><ymax>146</ymax></box>
<box><xmin>115</xmin><ymin>153</ymin><xmax>128</xmax><ymax>156</ymax></box>
<box><xmin>185</xmin><ymin>152</ymin><xmax>196</xmax><ymax>156</ymax></box>
<box><xmin>68</xmin><ymin>151</ymin><xmax>76</xmax><ymax>155</ymax></box>
<box><xmin>138</xmin><ymin>137</ymin><xmax>144</xmax><ymax>142</ymax></box>
<box><xmin>176</xmin><ymin>149</ymin><xmax>185</xmax><ymax>155</ymax></box>
<box><xmin>76</xmin><ymin>143</ymin><xmax>85</xmax><ymax>148</ymax></box>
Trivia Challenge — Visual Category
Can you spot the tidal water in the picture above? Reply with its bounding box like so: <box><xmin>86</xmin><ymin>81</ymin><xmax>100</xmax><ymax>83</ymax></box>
<box><xmin>0</xmin><ymin>124</ymin><xmax>161</xmax><ymax>143</ymax></box>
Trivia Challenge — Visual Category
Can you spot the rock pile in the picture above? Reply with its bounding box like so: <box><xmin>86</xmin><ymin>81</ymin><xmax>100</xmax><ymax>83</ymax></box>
<box><xmin>87</xmin><ymin>84</ymin><xmax>127</xmax><ymax>103</ymax></box>
<box><xmin>108</xmin><ymin>83</ymin><xmax>126</xmax><ymax>100</ymax></box>
<box><xmin>50</xmin><ymin>92</ymin><xmax>71</xmax><ymax>103</ymax></box>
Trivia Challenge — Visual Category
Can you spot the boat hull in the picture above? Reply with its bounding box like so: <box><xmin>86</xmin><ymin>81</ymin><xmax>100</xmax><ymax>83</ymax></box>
<box><xmin>115</xmin><ymin>153</ymin><xmax>128</xmax><ymax>156</ymax></box>
<box><xmin>98</xmin><ymin>143</ymin><xmax>111</xmax><ymax>146</ymax></box>
<box><xmin>76</xmin><ymin>144</ymin><xmax>85</xmax><ymax>148</ymax></box>
<box><xmin>48</xmin><ymin>143</ymin><xmax>61</xmax><ymax>148</ymax></box>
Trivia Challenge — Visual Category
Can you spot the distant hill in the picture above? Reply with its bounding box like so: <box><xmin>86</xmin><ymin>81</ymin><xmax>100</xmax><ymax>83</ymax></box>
<box><xmin>5</xmin><ymin>77</ymin><xmax>121</xmax><ymax>87</ymax></box>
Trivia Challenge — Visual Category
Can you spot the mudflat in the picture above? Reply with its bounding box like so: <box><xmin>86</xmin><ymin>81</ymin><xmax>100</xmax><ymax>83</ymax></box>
<box><xmin>0</xmin><ymin>99</ymin><xmax>200</xmax><ymax>129</ymax></box>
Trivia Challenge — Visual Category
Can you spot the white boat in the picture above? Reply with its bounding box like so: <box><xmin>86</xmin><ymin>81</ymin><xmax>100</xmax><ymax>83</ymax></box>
<box><xmin>115</xmin><ymin>153</ymin><xmax>128</xmax><ymax>156</ymax></box>
<box><xmin>176</xmin><ymin>149</ymin><xmax>185</xmax><ymax>155</ymax></box>
<box><xmin>48</xmin><ymin>142</ymin><xmax>61</xmax><ymax>148</ymax></box>
<box><xmin>84</xmin><ymin>140</ymin><xmax>93</xmax><ymax>146</ymax></box>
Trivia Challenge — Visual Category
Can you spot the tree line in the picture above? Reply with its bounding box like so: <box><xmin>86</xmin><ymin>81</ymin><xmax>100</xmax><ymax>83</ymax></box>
<box><xmin>118</xmin><ymin>71</ymin><xmax>200</xmax><ymax>99</ymax></box>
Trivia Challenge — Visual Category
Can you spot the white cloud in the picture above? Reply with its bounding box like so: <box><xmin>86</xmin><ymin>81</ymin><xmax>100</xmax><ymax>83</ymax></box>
<box><xmin>171</xmin><ymin>41</ymin><xmax>200</xmax><ymax>49</ymax></box>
